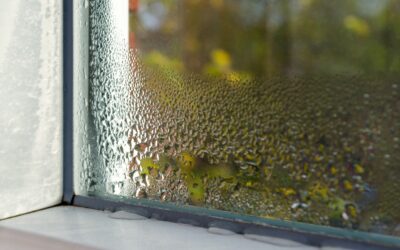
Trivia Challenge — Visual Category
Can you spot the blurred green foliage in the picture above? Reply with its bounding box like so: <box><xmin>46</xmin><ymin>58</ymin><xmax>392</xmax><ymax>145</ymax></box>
<box><xmin>127</xmin><ymin>0</ymin><xmax>400</xmax><ymax>235</ymax></box>
<box><xmin>131</xmin><ymin>0</ymin><xmax>400</xmax><ymax>78</ymax></box>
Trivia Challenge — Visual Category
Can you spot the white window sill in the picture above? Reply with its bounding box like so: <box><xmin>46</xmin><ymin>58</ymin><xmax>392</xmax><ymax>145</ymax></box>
<box><xmin>0</xmin><ymin>206</ymin><xmax>318</xmax><ymax>250</ymax></box>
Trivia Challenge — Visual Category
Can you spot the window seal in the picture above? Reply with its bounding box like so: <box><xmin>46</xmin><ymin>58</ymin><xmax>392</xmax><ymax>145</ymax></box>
<box><xmin>72</xmin><ymin>195</ymin><xmax>400</xmax><ymax>250</ymax></box>
<box><xmin>62</xmin><ymin>0</ymin><xmax>74</xmax><ymax>204</ymax></box>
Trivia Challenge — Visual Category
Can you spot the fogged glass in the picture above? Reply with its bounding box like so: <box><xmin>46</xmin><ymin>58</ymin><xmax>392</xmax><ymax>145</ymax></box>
<box><xmin>80</xmin><ymin>0</ymin><xmax>400</xmax><ymax>237</ymax></box>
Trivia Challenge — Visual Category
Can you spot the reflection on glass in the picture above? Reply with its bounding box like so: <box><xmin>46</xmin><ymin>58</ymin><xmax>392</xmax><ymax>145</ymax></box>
<box><xmin>82</xmin><ymin>0</ymin><xmax>400</xmax><ymax>237</ymax></box>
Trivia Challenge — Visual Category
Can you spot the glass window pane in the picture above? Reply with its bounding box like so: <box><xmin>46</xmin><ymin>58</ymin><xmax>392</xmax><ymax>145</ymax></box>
<box><xmin>0</xmin><ymin>0</ymin><xmax>62</xmax><ymax>219</ymax></box>
<box><xmin>76</xmin><ymin>0</ymin><xmax>400</xmax><ymax>241</ymax></box>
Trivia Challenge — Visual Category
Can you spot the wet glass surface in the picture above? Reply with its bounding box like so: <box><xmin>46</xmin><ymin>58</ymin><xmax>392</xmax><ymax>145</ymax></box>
<box><xmin>80</xmin><ymin>0</ymin><xmax>400</xmax><ymax>237</ymax></box>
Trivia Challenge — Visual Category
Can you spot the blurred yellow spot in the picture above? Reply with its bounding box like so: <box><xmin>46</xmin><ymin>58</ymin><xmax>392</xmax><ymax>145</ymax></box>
<box><xmin>140</xmin><ymin>157</ymin><xmax>159</xmax><ymax>175</ymax></box>
<box><xmin>245</xmin><ymin>152</ymin><xmax>255</xmax><ymax>161</ymax></box>
<box><xmin>300</xmin><ymin>0</ymin><xmax>313</xmax><ymax>8</ymax></box>
<box><xmin>209</xmin><ymin>0</ymin><xmax>223</xmax><ymax>9</ymax></box>
<box><xmin>303</xmin><ymin>163</ymin><xmax>309</xmax><ymax>172</ymax></box>
<box><xmin>208</xmin><ymin>164</ymin><xmax>234</xmax><ymax>179</ymax></box>
<box><xmin>179</xmin><ymin>152</ymin><xmax>196</xmax><ymax>170</ymax></box>
<box><xmin>281</xmin><ymin>188</ymin><xmax>296</xmax><ymax>197</ymax></box>
<box><xmin>144</xmin><ymin>51</ymin><xmax>183</xmax><ymax>71</ymax></box>
<box><xmin>188</xmin><ymin>0</ymin><xmax>201</xmax><ymax>5</ymax></box>
<box><xmin>318</xmin><ymin>187</ymin><xmax>329</xmax><ymax>199</ymax></box>
<box><xmin>354</xmin><ymin>164</ymin><xmax>364</xmax><ymax>174</ymax></box>
<box><xmin>226</xmin><ymin>72</ymin><xmax>241</xmax><ymax>82</ymax></box>
<box><xmin>314</xmin><ymin>155</ymin><xmax>323</xmax><ymax>162</ymax></box>
<box><xmin>348</xmin><ymin>205</ymin><xmax>357</xmax><ymax>217</ymax></box>
<box><xmin>262</xmin><ymin>214</ymin><xmax>274</xmax><ymax>219</ymax></box>
<box><xmin>310</xmin><ymin>183</ymin><xmax>329</xmax><ymax>200</ymax></box>
<box><xmin>188</xmin><ymin>177</ymin><xmax>204</xmax><ymax>205</ymax></box>
<box><xmin>343</xmin><ymin>180</ymin><xmax>353</xmax><ymax>191</ymax></box>
<box><xmin>211</xmin><ymin>49</ymin><xmax>231</xmax><ymax>70</ymax></box>
<box><xmin>344</xmin><ymin>146</ymin><xmax>352</xmax><ymax>152</ymax></box>
<box><xmin>330</xmin><ymin>166</ymin><xmax>338</xmax><ymax>175</ymax></box>
<box><xmin>344</xmin><ymin>15</ymin><xmax>370</xmax><ymax>37</ymax></box>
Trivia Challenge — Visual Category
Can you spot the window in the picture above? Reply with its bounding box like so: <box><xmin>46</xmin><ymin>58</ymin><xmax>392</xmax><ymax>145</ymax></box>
<box><xmin>74</xmin><ymin>0</ymin><xmax>400</xmax><ymax>246</ymax></box>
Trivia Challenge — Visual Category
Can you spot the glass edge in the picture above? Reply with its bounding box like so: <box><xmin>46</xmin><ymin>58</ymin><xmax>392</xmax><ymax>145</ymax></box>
<box><xmin>75</xmin><ymin>193</ymin><xmax>400</xmax><ymax>249</ymax></box>
<box><xmin>72</xmin><ymin>0</ymin><xmax>90</xmax><ymax>197</ymax></box>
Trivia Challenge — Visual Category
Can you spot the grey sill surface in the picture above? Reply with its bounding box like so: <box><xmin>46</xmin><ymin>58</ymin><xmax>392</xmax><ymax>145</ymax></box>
<box><xmin>0</xmin><ymin>206</ymin><xmax>319</xmax><ymax>250</ymax></box>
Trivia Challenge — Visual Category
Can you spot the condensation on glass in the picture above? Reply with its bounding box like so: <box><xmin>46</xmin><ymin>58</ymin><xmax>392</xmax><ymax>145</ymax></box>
<box><xmin>77</xmin><ymin>0</ymin><xmax>400</xmax><ymax>237</ymax></box>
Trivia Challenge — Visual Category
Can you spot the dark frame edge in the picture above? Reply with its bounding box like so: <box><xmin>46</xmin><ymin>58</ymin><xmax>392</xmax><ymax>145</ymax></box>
<box><xmin>62</xmin><ymin>0</ymin><xmax>74</xmax><ymax>204</ymax></box>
